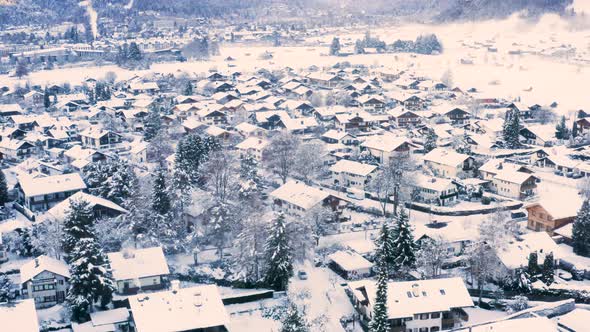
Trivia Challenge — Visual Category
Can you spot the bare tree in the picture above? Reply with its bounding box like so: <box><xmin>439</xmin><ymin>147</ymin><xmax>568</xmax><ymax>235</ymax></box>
<box><xmin>204</xmin><ymin>149</ymin><xmax>237</xmax><ymax>203</ymax></box>
<box><xmin>368</xmin><ymin>153</ymin><xmax>416</xmax><ymax>216</ymax></box>
<box><xmin>303</xmin><ymin>205</ymin><xmax>334</xmax><ymax>246</ymax></box>
<box><xmin>416</xmin><ymin>236</ymin><xmax>451</xmax><ymax>278</ymax></box>
<box><xmin>293</xmin><ymin>142</ymin><xmax>325</xmax><ymax>184</ymax></box>
<box><xmin>263</xmin><ymin>131</ymin><xmax>301</xmax><ymax>184</ymax></box>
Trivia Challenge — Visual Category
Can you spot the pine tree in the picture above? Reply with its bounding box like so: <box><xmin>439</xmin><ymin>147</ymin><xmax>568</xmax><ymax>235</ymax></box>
<box><xmin>369</xmin><ymin>244</ymin><xmax>389</xmax><ymax>332</ymax></box>
<box><xmin>239</xmin><ymin>153</ymin><xmax>261</xmax><ymax>199</ymax></box>
<box><xmin>0</xmin><ymin>170</ymin><xmax>8</xmax><ymax>206</ymax></box>
<box><xmin>43</xmin><ymin>87</ymin><xmax>51</xmax><ymax>109</ymax></box>
<box><xmin>354</xmin><ymin>39</ymin><xmax>365</xmax><ymax>54</ymax></box>
<box><xmin>573</xmin><ymin>199</ymin><xmax>590</xmax><ymax>257</ymax></box>
<box><xmin>106</xmin><ymin>159</ymin><xmax>136</xmax><ymax>207</ymax></box>
<box><xmin>424</xmin><ymin>128</ymin><xmax>438</xmax><ymax>153</ymax></box>
<box><xmin>15</xmin><ymin>60</ymin><xmax>28</xmax><ymax>78</ymax></box>
<box><xmin>572</xmin><ymin>121</ymin><xmax>579</xmax><ymax>138</ymax></box>
<box><xmin>183</xmin><ymin>81</ymin><xmax>193</xmax><ymax>96</ymax></box>
<box><xmin>541</xmin><ymin>252</ymin><xmax>554</xmax><ymax>285</ymax></box>
<box><xmin>175</xmin><ymin>134</ymin><xmax>220</xmax><ymax>185</ymax></box>
<box><xmin>503</xmin><ymin>108</ymin><xmax>521</xmax><ymax>149</ymax></box>
<box><xmin>67</xmin><ymin>237</ymin><xmax>115</xmax><ymax>322</ymax></box>
<box><xmin>152</xmin><ymin>167</ymin><xmax>171</xmax><ymax>215</ymax></box>
<box><xmin>264</xmin><ymin>213</ymin><xmax>293</xmax><ymax>291</ymax></box>
<box><xmin>391</xmin><ymin>209</ymin><xmax>417</xmax><ymax>271</ymax></box>
<box><xmin>0</xmin><ymin>274</ymin><xmax>13</xmax><ymax>302</ymax></box>
<box><xmin>374</xmin><ymin>222</ymin><xmax>396</xmax><ymax>276</ymax></box>
<box><xmin>62</xmin><ymin>199</ymin><xmax>95</xmax><ymax>262</ymax></box>
<box><xmin>329</xmin><ymin>37</ymin><xmax>341</xmax><ymax>56</ymax></box>
<box><xmin>556</xmin><ymin>116</ymin><xmax>570</xmax><ymax>140</ymax></box>
<box><xmin>281</xmin><ymin>304</ymin><xmax>309</xmax><ymax>332</ymax></box>
<box><xmin>143</xmin><ymin>108</ymin><xmax>162</xmax><ymax>141</ymax></box>
<box><xmin>127</xmin><ymin>42</ymin><xmax>143</xmax><ymax>61</ymax></box>
<box><xmin>527</xmin><ymin>252</ymin><xmax>540</xmax><ymax>280</ymax></box>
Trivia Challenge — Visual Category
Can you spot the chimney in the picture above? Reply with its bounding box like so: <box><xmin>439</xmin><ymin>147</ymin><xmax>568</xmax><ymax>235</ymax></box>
<box><xmin>122</xmin><ymin>248</ymin><xmax>135</xmax><ymax>259</ymax></box>
<box><xmin>34</xmin><ymin>258</ymin><xmax>39</xmax><ymax>268</ymax></box>
<box><xmin>171</xmin><ymin>280</ymin><xmax>180</xmax><ymax>293</ymax></box>
<box><xmin>412</xmin><ymin>284</ymin><xmax>420</xmax><ymax>297</ymax></box>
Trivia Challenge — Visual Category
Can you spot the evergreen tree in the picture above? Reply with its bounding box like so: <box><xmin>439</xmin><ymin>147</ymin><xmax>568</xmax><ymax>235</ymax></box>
<box><xmin>369</xmin><ymin>242</ymin><xmax>389</xmax><ymax>332</ymax></box>
<box><xmin>0</xmin><ymin>170</ymin><xmax>8</xmax><ymax>206</ymax></box>
<box><xmin>503</xmin><ymin>107</ymin><xmax>521</xmax><ymax>149</ymax></box>
<box><xmin>374</xmin><ymin>222</ymin><xmax>396</xmax><ymax>276</ymax></box>
<box><xmin>556</xmin><ymin>116</ymin><xmax>570</xmax><ymax>140</ymax></box>
<box><xmin>264</xmin><ymin>213</ymin><xmax>293</xmax><ymax>291</ymax></box>
<box><xmin>106</xmin><ymin>159</ymin><xmax>137</xmax><ymax>207</ymax></box>
<box><xmin>391</xmin><ymin>209</ymin><xmax>417</xmax><ymax>271</ymax></box>
<box><xmin>175</xmin><ymin>134</ymin><xmax>220</xmax><ymax>185</ymax></box>
<box><xmin>152</xmin><ymin>167</ymin><xmax>171</xmax><ymax>215</ymax></box>
<box><xmin>573</xmin><ymin>199</ymin><xmax>590</xmax><ymax>257</ymax></box>
<box><xmin>272</xmin><ymin>31</ymin><xmax>281</xmax><ymax>47</ymax></box>
<box><xmin>183</xmin><ymin>81</ymin><xmax>193</xmax><ymax>96</ymax></box>
<box><xmin>238</xmin><ymin>153</ymin><xmax>262</xmax><ymax>199</ymax></box>
<box><xmin>43</xmin><ymin>87</ymin><xmax>51</xmax><ymax>109</ymax></box>
<box><xmin>143</xmin><ymin>107</ymin><xmax>162</xmax><ymax>141</ymax></box>
<box><xmin>354</xmin><ymin>39</ymin><xmax>365</xmax><ymax>54</ymax></box>
<box><xmin>62</xmin><ymin>199</ymin><xmax>95</xmax><ymax>262</ymax></box>
<box><xmin>329</xmin><ymin>37</ymin><xmax>341</xmax><ymax>56</ymax></box>
<box><xmin>15</xmin><ymin>60</ymin><xmax>28</xmax><ymax>78</ymax></box>
<box><xmin>527</xmin><ymin>252</ymin><xmax>540</xmax><ymax>279</ymax></box>
<box><xmin>280</xmin><ymin>304</ymin><xmax>309</xmax><ymax>332</ymax></box>
<box><xmin>572</xmin><ymin>121</ymin><xmax>579</xmax><ymax>138</ymax></box>
<box><xmin>67</xmin><ymin>237</ymin><xmax>115</xmax><ymax>322</ymax></box>
<box><xmin>0</xmin><ymin>274</ymin><xmax>13</xmax><ymax>302</ymax></box>
<box><xmin>424</xmin><ymin>128</ymin><xmax>438</xmax><ymax>153</ymax></box>
<box><xmin>127</xmin><ymin>42</ymin><xmax>143</xmax><ymax>61</ymax></box>
<box><xmin>541</xmin><ymin>252</ymin><xmax>554</xmax><ymax>285</ymax></box>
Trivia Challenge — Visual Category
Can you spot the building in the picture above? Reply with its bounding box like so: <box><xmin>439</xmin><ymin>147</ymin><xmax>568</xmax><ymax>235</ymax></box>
<box><xmin>348</xmin><ymin>277</ymin><xmax>473</xmax><ymax>332</ymax></box>
<box><xmin>79</xmin><ymin>128</ymin><xmax>122</xmax><ymax>150</ymax></box>
<box><xmin>72</xmin><ymin>308</ymin><xmax>131</xmax><ymax>332</ymax></box>
<box><xmin>414</xmin><ymin>176</ymin><xmax>459</xmax><ymax>206</ymax></box>
<box><xmin>270</xmin><ymin>180</ymin><xmax>345</xmax><ymax>216</ymax></box>
<box><xmin>525</xmin><ymin>195</ymin><xmax>582</xmax><ymax>233</ymax></box>
<box><xmin>328</xmin><ymin>250</ymin><xmax>373</xmax><ymax>279</ymax></box>
<box><xmin>330</xmin><ymin>159</ymin><xmax>377</xmax><ymax>190</ymax></box>
<box><xmin>491</xmin><ymin>170</ymin><xmax>538</xmax><ymax>200</ymax></box>
<box><xmin>129</xmin><ymin>283</ymin><xmax>229</xmax><ymax>332</ymax></box>
<box><xmin>45</xmin><ymin>192</ymin><xmax>127</xmax><ymax>221</ymax></box>
<box><xmin>20</xmin><ymin>255</ymin><xmax>70</xmax><ymax>308</ymax></box>
<box><xmin>495</xmin><ymin>232</ymin><xmax>559</xmax><ymax>274</ymax></box>
<box><xmin>360</xmin><ymin>134</ymin><xmax>414</xmax><ymax>163</ymax></box>
<box><xmin>15</xmin><ymin>173</ymin><xmax>87</xmax><ymax>215</ymax></box>
<box><xmin>423</xmin><ymin>148</ymin><xmax>473</xmax><ymax>178</ymax></box>
<box><xmin>107</xmin><ymin>247</ymin><xmax>170</xmax><ymax>295</ymax></box>
<box><xmin>0</xmin><ymin>299</ymin><xmax>40</xmax><ymax>332</ymax></box>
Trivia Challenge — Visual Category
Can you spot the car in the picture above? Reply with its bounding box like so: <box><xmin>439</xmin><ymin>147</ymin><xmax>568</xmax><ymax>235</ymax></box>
<box><xmin>554</xmin><ymin>170</ymin><xmax>564</xmax><ymax>176</ymax></box>
<box><xmin>573</xmin><ymin>173</ymin><xmax>584</xmax><ymax>179</ymax></box>
<box><xmin>297</xmin><ymin>271</ymin><xmax>308</xmax><ymax>280</ymax></box>
<box><xmin>558</xmin><ymin>270</ymin><xmax>573</xmax><ymax>281</ymax></box>
<box><xmin>566</xmin><ymin>172</ymin><xmax>574</xmax><ymax>178</ymax></box>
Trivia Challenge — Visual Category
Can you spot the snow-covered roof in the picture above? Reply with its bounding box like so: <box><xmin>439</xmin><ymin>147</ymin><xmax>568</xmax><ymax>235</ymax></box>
<box><xmin>18</xmin><ymin>173</ymin><xmax>86</xmax><ymax>197</ymax></box>
<box><xmin>525</xmin><ymin>192</ymin><xmax>582</xmax><ymax>220</ymax></box>
<box><xmin>348</xmin><ymin>277</ymin><xmax>473</xmax><ymax>319</ymax></box>
<box><xmin>0</xmin><ymin>299</ymin><xmax>39</xmax><ymax>332</ymax></box>
<box><xmin>322</xmin><ymin>129</ymin><xmax>351</xmax><ymax>141</ymax></box>
<box><xmin>414</xmin><ymin>175</ymin><xmax>455</xmax><ymax>193</ymax></box>
<box><xmin>423</xmin><ymin>148</ymin><xmax>470</xmax><ymax>167</ymax></box>
<box><xmin>46</xmin><ymin>192</ymin><xmax>127</xmax><ymax>221</ymax></box>
<box><xmin>330</xmin><ymin>159</ymin><xmax>377</xmax><ymax>177</ymax></box>
<box><xmin>360</xmin><ymin>134</ymin><xmax>411</xmax><ymax>153</ymax></box>
<box><xmin>270</xmin><ymin>180</ymin><xmax>330</xmax><ymax>210</ymax></box>
<box><xmin>235</xmin><ymin>137</ymin><xmax>269</xmax><ymax>151</ymax></box>
<box><xmin>496</xmin><ymin>232</ymin><xmax>559</xmax><ymax>270</ymax></box>
<box><xmin>492</xmin><ymin>169</ymin><xmax>537</xmax><ymax>184</ymax></box>
<box><xmin>129</xmin><ymin>284</ymin><xmax>229</xmax><ymax>332</ymax></box>
<box><xmin>463</xmin><ymin>317</ymin><xmax>557</xmax><ymax>332</ymax></box>
<box><xmin>555</xmin><ymin>308</ymin><xmax>590</xmax><ymax>331</ymax></box>
<box><xmin>107</xmin><ymin>247</ymin><xmax>169</xmax><ymax>281</ymax></box>
<box><xmin>328</xmin><ymin>250</ymin><xmax>373</xmax><ymax>272</ymax></box>
<box><xmin>20</xmin><ymin>255</ymin><xmax>70</xmax><ymax>283</ymax></box>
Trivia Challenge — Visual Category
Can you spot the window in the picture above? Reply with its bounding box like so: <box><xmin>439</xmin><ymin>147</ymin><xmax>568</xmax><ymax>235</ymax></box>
<box><xmin>439</xmin><ymin>289</ymin><xmax>446</xmax><ymax>295</ymax></box>
<box><xmin>414</xmin><ymin>314</ymin><xmax>420</xmax><ymax>320</ymax></box>
<box><xmin>421</xmin><ymin>313</ymin><xmax>429</xmax><ymax>320</ymax></box>
<box><xmin>407</xmin><ymin>291</ymin><xmax>413</xmax><ymax>298</ymax></box>
<box><xmin>420</xmin><ymin>328</ymin><xmax>429</xmax><ymax>332</ymax></box>
<box><xmin>422</xmin><ymin>291</ymin><xmax>428</xmax><ymax>297</ymax></box>
<box><xmin>431</xmin><ymin>327</ymin><xmax>440</xmax><ymax>332</ymax></box>
<box><xmin>431</xmin><ymin>312</ymin><xmax>441</xmax><ymax>319</ymax></box>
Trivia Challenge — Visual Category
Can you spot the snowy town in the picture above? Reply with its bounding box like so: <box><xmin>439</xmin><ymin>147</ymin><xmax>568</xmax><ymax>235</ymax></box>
<box><xmin>1</xmin><ymin>1</ymin><xmax>590</xmax><ymax>332</ymax></box>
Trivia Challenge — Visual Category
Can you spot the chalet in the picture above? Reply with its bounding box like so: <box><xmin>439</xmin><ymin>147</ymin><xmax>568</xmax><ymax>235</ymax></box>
<box><xmin>235</xmin><ymin>137</ymin><xmax>269</xmax><ymax>160</ymax></box>
<box><xmin>394</xmin><ymin>77</ymin><xmax>420</xmax><ymax>90</ymax></box>
<box><xmin>495</xmin><ymin>232</ymin><xmax>559</xmax><ymax>275</ymax></box>
<box><xmin>525</xmin><ymin>194</ymin><xmax>582</xmax><ymax>233</ymax></box>
<box><xmin>0</xmin><ymin>103</ymin><xmax>23</xmax><ymax>117</ymax></box>
<box><xmin>79</xmin><ymin>128</ymin><xmax>122</xmax><ymax>150</ymax></box>
<box><xmin>414</xmin><ymin>176</ymin><xmax>459</xmax><ymax>206</ymax></box>
<box><xmin>251</xmin><ymin>111</ymin><xmax>289</xmax><ymax>130</ymax></box>
<box><xmin>478</xmin><ymin>159</ymin><xmax>534</xmax><ymax>182</ymax></box>
<box><xmin>306</xmin><ymin>72</ymin><xmax>344</xmax><ymax>88</ymax></box>
<box><xmin>107</xmin><ymin>247</ymin><xmax>170</xmax><ymax>295</ymax></box>
<box><xmin>357</xmin><ymin>95</ymin><xmax>386</xmax><ymax>112</ymax></box>
<box><xmin>9</xmin><ymin>115</ymin><xmax>37</xmax><ymax>131</ymax></box>
<box><xmin>574</xmin><ymin>117</ymin><xmax>590</xmax><ymax>135</ymax></box>
<box><xmin>335</xmin><ymin>112</ymin><xmax>375</xmax><ymax>132</ymax></box>
<box><xmin>520</xmin><ymin>125</ymin><xmax>556</xmax><ymax>147</ymax></box>
<box><xmin>270</xmin><ymin>180</ymin><xmax>345</xmax><ymax>217</ymax></box>
<box><xmin>0</xmin><ymin>139</ymin><xmax>35</xmax><ymax>161</ymax></box>
<box><xmin>348</xmin><ymin>278</ymin><xmax>473</xmax><ymax>332</ymax></box>
<box><xmin>328</xmin><ymin>250</ymin><xmax>373</xmax><ymax>279</ymax></box>
<box><xmin>235</xmin><ymin>122</ymin><xmax>266</xmax><ymax>138</ymax></box>
<box><xmin>129</xmin><ymin>284</ymin><xmax>229</xmax><ymax>332</ymax></box>
<box><xmin>360</xmin><ymin>135</ymin><xmax>414</xmax><ymax>163</ymax></box>
<box><xmin>282</xmin><ymin>100</ymin><xmax>315</xmax><ymax>116</ymax></box>
<box><xmin>45</xmin><ymin>192</ymin><xmax>127</xmax><ymax>221</ymax></box>
<box><xmin>321</xmin><ymin>130</ymin><xmax>354</xmax><ymax>145</ymax></box>
<box><xmin>508</xmin><ymin>102</ymin><xmax>534</xmax><ymax>119</ymax></box>
<box><xmin>277</xmin><ymin>116</ymin><xmax>318</xmax><ymax>134</ymax></box>
<box><xmin>0</xmin><ymin>127</ymin><xmax>27</xmax><ymax>141</ymax></box>
<box><xmin>444</xmin><ymin>108</ymin><xmax>471</xmax><ymax>125</ymax></box>
<box><xmin>20</xmin><ymin>256</ymin><xmax>70</xmax><ymax>308</ymax></box>
<box><xmin>388</xmin><ymin>107</ymin><xmax>422</xmax><ymax>128</ymax></box>
<box><xmin>128</xmin><ymin>82</ymin><xmax>159</xmax><ymax>95</ymax></box>
<box><xmin>423</xmin><ymin>148</ymin><xmax>473</xmax><ymax>178</ymax></box>
<box><xmin>206</xmin><ymin>72</ymin><xmax>226</xmax><ymax>81</ymax></box>
<box><xmin>24</xmin><ymin>90</ymin><xmax>44</xmax><ymax>106</ymax></box>
<box><xmin>330</xmin><ymin>159</ymin><xmax>377</xmax><ymax>190</ymax></box>
<box><xmin>15</xmin><ymin>173</ymin><xmax>87</xmax><ymax>214</ymax></box>
<box><xmin>491</xmin><ymin>170</ymin><xmax>538</xmax><ymax>200</ymax></box>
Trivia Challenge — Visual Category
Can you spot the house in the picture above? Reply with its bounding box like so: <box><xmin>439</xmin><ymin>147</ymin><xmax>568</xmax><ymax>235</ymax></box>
<box><xmin>0</xmin><ymin>103</ymin><xmax>24</xmax><ymax>117</ymax></box>
<box><xmin>15</xmin><ymin>173</ymin><xmax>87</xmax><ymax>214</ymax></box>
<box><xmin>128</xmin><ymin>82</ymin><xmax>159</xmax><ymax>95</ymax></box>
<box><xmin>348</xmin><ymin>277</ymin><xmax>473</xmax><ymax>332</ymax></box>
<box><xmin>525</xmin><ymin>194</ymin><xmax>582</xmax><ymax>233</ymax></box>
<box><xmin>270</xmin><ymin>180</ymin><xmax>345</xmax><ymax>216</ymax></box>
<box><xmin>358</xmin><ymin>95</ymin><xmax>386</xmax><ymax>112</ymax></box>
<box><xmin>45</xmin><ymin>192</ymin><xmax>127</xmax><ymax>221</ymax></box>
<box><xmin>330</xmin><ymin>159</ymin><xmax>377</xmax><ymax>190</ymax></box>
<box><xmin>520</xmin><ymin>125</ymin><xmax>556</xmax><ymax>146</ymax></box>
<box><xmin>306</xmin><ymin>72</ymin><xmax>344</xmax><ymax>88</ymax></box>
<box><xmin>444</xmin><ymin>107</ymin><xmax>471</xmax><ymax>125</ymax></box>
<box><xmin>360</xmin><ymin>134</ymin><xmax>414</xmax><ymax>163</ymax></box>
<box><xmin>414</xmin><ymin>220</ymin><xmax>477</xmax><ymax>256</ymax></box>
<box><xmin>491</xmin><ymin>170</ymin><xmax>538</xmax><ymax>200</ymax></box>
<box><xmin>328</xmin><ymin>250</ymin><xmax>373</xmax><ymax>279</ymax></box>
<box><xmin>24</xmin><ymin>90</ymin><xmax>44</xmax><ymax>106</ymax></box>
<box><xmin>321</xmin><ymin>130</ymin><xmax>354</xmax><ymax>145</ymax></box>
<box><xmin>0</xmin><ymin>139</ymin><xmax>35</xmax><ymax>161</ymax></box>
<box><xmin>495</xmin><ymin>232</ymin><xmax>559</xmax><ymax>274</ymax></box>
<box><xmin>388</xmin><ymin>107</ymin><xmax>422</xmax><ymax>128</ymax></box>
<box><xmin>335</xmin><ymin>112</ymin><xmax>374</xmax><ymax>132</ymax></box>
<box><xmin>0</xmin><ymin>299</ymin><xmax>40</xmax><ymax>332</ymax></box>
<box><xmin>423</xmin><ymin>148</ymin><xmax>473</xmax><ymax>178</ymax></box>
<box><xmin>129</xmin><ymin>283</ymin><xmax>229</xmax><ymax>332</ymax></box>
<box><xmin>72</xmin><ymin>308</ymin><xmax>131</xmax><ymax>332</ymax></box>
<box><xmin>414</xmin><ymin>176</ymin><xmax>459</xmax><ymax>206</ymax></box>
<box><xmin>235</xmin><ymin>122</ymin><xmax>266</xmax><ymax>138</ymax></box>
<box><xmin>235</xmin><ymin>137</ymin><xmax>269</xmax><ymax>160</ymax></box>
<box><xmin>129</xmin><ymin>140</ymin><xmax>148</xmax><ymax>164</ymax></box>
<box><xmin>20</xmin><ymin>255</ymin><xmax>70</xmax><ymax>308</ymax></box>
<box><xmin>107</xmin><ymin>247</ymin><xmax>170</xmax><ymax>295</ymax></box>
<box><xmin>79</xmin><ymin>128</ymin><xmax>122</xmax><ymax>150</ymax></box>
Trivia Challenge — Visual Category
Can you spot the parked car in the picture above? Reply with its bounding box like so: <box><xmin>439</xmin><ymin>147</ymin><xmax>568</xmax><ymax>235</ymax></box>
<box><xmin>297</xmin><ymin>271</ymin><xmax>308</xmax><ymax>280</ymax></box>
<box><xmin>554</xmin><ymin>170</ymin><xmax>564</xmax><ymax>176</ymax></box>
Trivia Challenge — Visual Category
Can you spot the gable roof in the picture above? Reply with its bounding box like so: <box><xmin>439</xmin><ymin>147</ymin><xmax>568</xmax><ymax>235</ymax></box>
<box><xmin>270</xmin><ymin>180</ymin><xmax>330</xmax><ymax>210</ymax></box>
<box><xmin>20</xmin><ymin>255</ymin><xmax>70</xmax><ymax>283</ymax></box>
<box><xmin>46</xmin><ymin>192</ymin><xmax>128</xmax><ymax>221</ymax></box>
<box><xmin>107</xmin><ymin>247</ymin><xmax>169</xmax><ymax>281</ymax></box>
<box><xmin>330</xmin><ymin>159</ymin><xmax>377</xmax><ymax>177</ymax></box>
<box><xmin>423</xmin><ymin>148</ymin><xmax>470</xmax><ymax>167</ymax></box>
<box><xmin>18</xmin><ymin>173</ymin><xmax>87</xmax><ymax>197</ymax></box>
